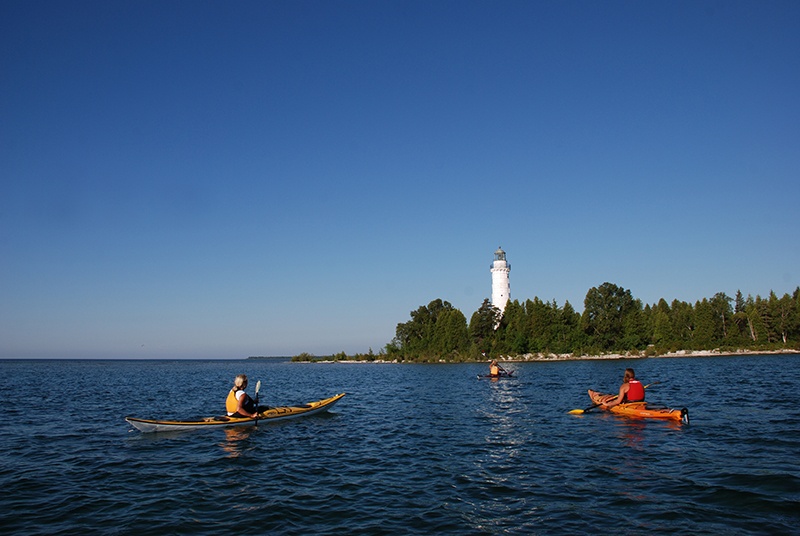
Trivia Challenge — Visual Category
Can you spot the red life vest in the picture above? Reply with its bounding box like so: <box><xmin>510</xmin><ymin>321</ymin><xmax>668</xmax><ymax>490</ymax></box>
<box><xmin>626</xmin><ymin>380</ymin><xmax>645</xmax><ymax>402</ymax></box>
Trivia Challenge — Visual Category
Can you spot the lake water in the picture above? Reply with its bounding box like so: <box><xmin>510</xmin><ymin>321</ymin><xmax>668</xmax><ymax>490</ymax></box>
<box><xmin>1</xmin><ymin>354</ymin><xmax>799</xmax><ymax>535</ymax></box>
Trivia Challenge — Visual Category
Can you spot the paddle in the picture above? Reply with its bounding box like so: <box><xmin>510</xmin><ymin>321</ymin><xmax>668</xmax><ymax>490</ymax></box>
<box><xmin>253</xmin><ymin>380</ymin><xmax>261</xmax><ymax>425</ymax></box>
<box><xmin>568</xmin><ymin>381</ymin><xmax>661</xmax><ymax>414</ymax></box>
<box><xmin>568</xmin><ymin>400</ymin><xmax>609</xmax><ymax>415</ymax></box>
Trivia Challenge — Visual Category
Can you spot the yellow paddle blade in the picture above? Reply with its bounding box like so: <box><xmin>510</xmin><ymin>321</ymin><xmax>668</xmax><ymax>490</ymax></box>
<box><xmin>568</xmin><ymin>408</ymin><xmax>585</xmax><ymax>414</ymax></box>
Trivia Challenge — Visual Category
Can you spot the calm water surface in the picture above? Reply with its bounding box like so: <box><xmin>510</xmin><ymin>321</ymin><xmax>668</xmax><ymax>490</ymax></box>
<box><xmin>1</xmin><ymin>355</ymin><xmax>799</xmax><ymax>535</ymax></box>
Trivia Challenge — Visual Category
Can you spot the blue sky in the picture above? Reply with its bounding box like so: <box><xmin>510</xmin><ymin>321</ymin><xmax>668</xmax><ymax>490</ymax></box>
<box><xmin>2</xmin><ymin>1</ymin><xmax>798</xmax><ymax>358</ymax></box>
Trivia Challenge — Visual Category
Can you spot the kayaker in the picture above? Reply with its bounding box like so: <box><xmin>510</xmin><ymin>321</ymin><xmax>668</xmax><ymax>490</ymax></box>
<box><xmin>226</xmin><ymin>374</ymin><xmax>265</xmax><ymax>418</ymax></box>
<box><xmin>602</xmin><ymin>368</ymin><xmax>645</xmax><ymax>408</ymax></box>
<box><xmin>489</xmin><ymin>360</ymin><xmax>505</xmax><ymax>377</ymax></box>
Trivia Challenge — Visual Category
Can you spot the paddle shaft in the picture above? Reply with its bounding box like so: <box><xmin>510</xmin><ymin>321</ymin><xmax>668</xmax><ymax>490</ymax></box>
<box><xmin>254</xmin><ymin>380</ymin><xmax>261</xmax><ymax>425</ymax></box>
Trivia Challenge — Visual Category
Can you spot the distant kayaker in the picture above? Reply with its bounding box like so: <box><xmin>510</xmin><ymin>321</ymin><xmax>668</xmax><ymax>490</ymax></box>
<box><xmin>226</xmin><ymin>374</ymin><xmax>265</xmax><ymax>418</ymax></box>
<box><xmin>602</xmin><ymin>368</ymin><xmax>645</xmax><ymax>408</ymax></box>
<box><xmin>489</xmin><ymin>360</ymin><xmax>505</xmax><ymax>377</ymax></box>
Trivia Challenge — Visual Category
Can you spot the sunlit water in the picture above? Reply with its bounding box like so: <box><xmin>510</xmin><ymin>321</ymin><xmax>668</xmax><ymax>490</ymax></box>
<box><xmin>1</xmin><ymin>355</ymin><xmax>799</xmax><ymax>535</ymax></box>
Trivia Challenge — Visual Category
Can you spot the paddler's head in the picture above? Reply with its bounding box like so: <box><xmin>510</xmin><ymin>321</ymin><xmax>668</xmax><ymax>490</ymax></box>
<box><xmin>624</xmin><ymin>368</ymin><xmax>635</xmax><ymax>382</ymax></box>
<box><xmin>234</xmin><ymin>374</ymin><xmax>248</xmax><ymax>390</ymax></box>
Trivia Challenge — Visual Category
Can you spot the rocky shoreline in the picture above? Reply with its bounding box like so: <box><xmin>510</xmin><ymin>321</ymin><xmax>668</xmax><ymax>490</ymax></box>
<box><xmin>308</xmin><ymin>348</ymin><xmax>799</xmax><ymax>364</ymax></box>
<box><xmin>500</xmin><ymin>348</ymin><xmax>800</xmax><ymax>362</ymax></box>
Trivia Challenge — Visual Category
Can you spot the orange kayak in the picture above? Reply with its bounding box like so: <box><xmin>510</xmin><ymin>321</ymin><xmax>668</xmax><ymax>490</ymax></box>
<box><xmin>588</xmin><ymin>390</ymin><xmax>689</xmax><ymax>423</ymax></box>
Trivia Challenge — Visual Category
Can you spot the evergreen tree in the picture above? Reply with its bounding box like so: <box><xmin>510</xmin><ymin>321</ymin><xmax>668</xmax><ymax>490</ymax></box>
<box><xmin>735</xmin><ymin>290</ymin><xmax>745</xmax><ymax>314</ymax></box>
<box><xmin>641</xmin><ymin>303</ymin><xmax>655</xmax><ymax>346</ymax></box>
<box><xmin>558</xmin><ymin>300</ymin><xmax>582</xmax><ymax>352</ymax></box>
<box><xmin>749</xmin><ymin>295</ymin><xmax>770</xmax><ymax>343</ymax></box>
<box><xmin>652</xmin><ymin>299</ymin><xmax>673</xmax><ymax>349</ymax></box>
<box><xmin>393</xmin><ymin>299</ymin><xmax>457</xmax><ymax>359</ymax></box>
<box><xmin>794</xmin><ymin>287</ymin><xmax>800</xmax><ymax>344</ymax></box>
<box><xmin>433</xmin><ymin>308</ymin><xmax>470</xmax><ymax>355</ymax></box>
<box><xmin>499</xmin><ymin>300</ymin><xmax>529</xmax><ymax>355</ymax></box>
<box><xmin>671</xmin><ymin>299</ymin><xmax>695</xmax><ymax>345</ymax></box>
<box><xmin>710</xmin><ymin>292</ymin><xmax>733</xmax><ymax>343</ymax></box>
<box><xmin>733</xmin><ymin>292</ymin><xmax>751</xmax><ymax>345</ymax></box>
<box><xmin>469</xmin><ymin>299</ymin><xmax>500</xmax><ymax>357</ymax></box>
<box><xmin>581</xmin><ymin>282</ymin><xmax>637</xmax><ymax>351</ymax></box>
<box><xmin>525</xmin><ymin>298</ymin><xmax>552</xmax><ymax>352</ymax></box>
<box><xmin>769</xmin><ymin>291</ymin><xmax>795</xmax><ymax>345</ymax></box>
<box><xmin>545</xmin><ymin>300</ymin><xmax>566</xmax><ymax>353</ymax></box>
<box><xmin>693</xmin><ymin>298</ymin><xmax>715</xmax><ymax>348</ymax></box>
<box><xmin>620</xmin><ymin>299</ymin><xmax>646</xmax><ymax>351</ymax></box>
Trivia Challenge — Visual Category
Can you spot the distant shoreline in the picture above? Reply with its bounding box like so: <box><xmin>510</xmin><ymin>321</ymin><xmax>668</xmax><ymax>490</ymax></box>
<box><xmin>302</xmin><ymin>348</ymin><xmax>800</xmax><ymax>364</ymax></box>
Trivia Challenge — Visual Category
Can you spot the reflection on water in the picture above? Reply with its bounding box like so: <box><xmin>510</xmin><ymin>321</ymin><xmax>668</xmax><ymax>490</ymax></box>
<box><xmin>477</xmin><ymin>374</ymin><xmax>526</xmax><ymax>474</ymax></box>
<box><xmin>616</xmin><ymin>419</ymin><xmax>647</xmax><ymax>450</ymax></box>
<box><xmin>220</xmin><ymin>426</ymin><xmax>254</xmax><ymax>458</ymax></box>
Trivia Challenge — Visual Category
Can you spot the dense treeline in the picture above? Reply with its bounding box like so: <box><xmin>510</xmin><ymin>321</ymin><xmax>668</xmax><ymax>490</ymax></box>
<box><xmin>375</xmin><ymin>283</ymin><xmax>800</xmax><ymax>362</ymax></box>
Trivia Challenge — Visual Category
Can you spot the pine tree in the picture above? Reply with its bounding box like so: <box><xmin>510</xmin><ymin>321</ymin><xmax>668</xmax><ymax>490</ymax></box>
<box><xmin>710</xmin><ymin>292</ymin><xmax>733</xmax><ymax>343</ymax></box>
<box><xmin>671</xmin><ymin>300</ymin><xmax>695</xmax><ymax>346</ymax></box>
<box><xmin>652</xmin><ymin>299</ymin><xmax>673</xmax><ymax>349</ymax></box>
<box><xmin>469</xmin><ymin>299</ymin><xmax>500</xmax><ymax>357</ymax></box>
<box><xmin>735</xmin><ymin>290</ymin><xmax>745</xmax><ymax>314</ymax></box>
<box><xmin>581</xmin><ymin>282</ymin><xmax>637</xmax><ymax>351</ymax></box>
<box><xmin>693</xmin><ymin>299</ymin><xmax>715</xmax><ymax>349</ymax></box>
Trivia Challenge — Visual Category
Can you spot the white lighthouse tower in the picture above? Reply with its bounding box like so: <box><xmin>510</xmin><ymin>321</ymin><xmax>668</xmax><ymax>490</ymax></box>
<box><xmin>491</xmin><ymin>246</ymin><xmax>511</xmax><ymax>313</ymax></box>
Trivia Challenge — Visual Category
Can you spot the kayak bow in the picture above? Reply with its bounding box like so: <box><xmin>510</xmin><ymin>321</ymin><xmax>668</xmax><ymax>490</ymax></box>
<box><xmin>587</xmin><ymin>390</ymin><xmax>688</xmax><ymax>423</ymax></box>
<box><xmin>126</xmin><ymin>393</ymin><xmax>345</xmax><ymax>433</ymax></box>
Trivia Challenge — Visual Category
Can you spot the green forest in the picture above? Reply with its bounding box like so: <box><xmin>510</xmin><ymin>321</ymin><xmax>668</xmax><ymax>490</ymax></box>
<box><xmin>293</xmin><ymin>283</ymin><xmax>800</xmax><ymax>362</ymax></box>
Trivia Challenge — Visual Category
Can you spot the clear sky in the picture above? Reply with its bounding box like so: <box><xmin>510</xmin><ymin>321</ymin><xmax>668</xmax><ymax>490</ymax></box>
<box><xmin>2</xmin><ymin>1</ymin><xmax>798</xmax><ymax>358</ymax></box>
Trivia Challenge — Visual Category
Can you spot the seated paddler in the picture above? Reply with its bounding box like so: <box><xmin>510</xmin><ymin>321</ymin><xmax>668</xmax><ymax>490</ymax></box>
<box><xmin>602</xmin><ymin>368</ymin><xmax>645</xmax><ymax>408</ymax></box>
<box><xmin>489</xmin><ymin>359</ymin><xmax>505</xmax><ymax>377</ymax></box>
<box><xmin>226</xmin><ymin>374</ymin><xmax>267</xmax><ymax>418</ymax></box>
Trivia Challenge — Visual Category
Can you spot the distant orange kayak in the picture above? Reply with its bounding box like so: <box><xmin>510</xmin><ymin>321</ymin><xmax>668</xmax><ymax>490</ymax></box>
<box><xmin>588</xmin><ymin>390</ymin><xmax>689</xmax><ymax>423</ymax></box>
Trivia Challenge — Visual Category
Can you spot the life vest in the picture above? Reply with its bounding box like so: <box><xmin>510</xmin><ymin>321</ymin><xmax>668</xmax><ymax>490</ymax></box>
<box><xmin>490</xmin><ymin>364</ymin><xmax>500</xmax><ymax>376</ymax></box>
<box><xmin>226</xmin><ymin>389</ymin><xmax>243</xmax><ymax>415</ymax></box>
<box><xmin>626</xmin><ymin>380</ymin><xmax>645</xmax><ymax>402</ymax></box>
